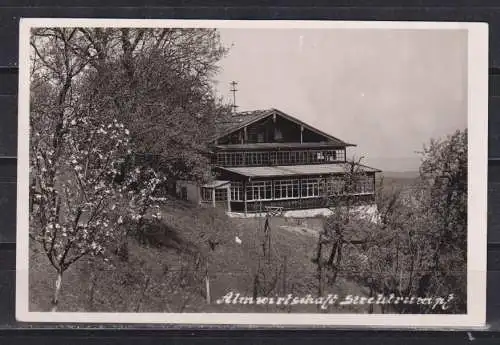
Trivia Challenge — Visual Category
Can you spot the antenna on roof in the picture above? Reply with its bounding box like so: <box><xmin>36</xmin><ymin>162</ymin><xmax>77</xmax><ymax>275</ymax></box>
<box><xmin>230</xmin><ymin>81</ymin><xmax>239</xmax><ymax>113</ymax></box>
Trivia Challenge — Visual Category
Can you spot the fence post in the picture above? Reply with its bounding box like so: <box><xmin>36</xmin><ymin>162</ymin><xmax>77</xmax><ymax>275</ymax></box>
<box><xmin>282</xmin><ymin>255</ymin><xmax>287</xmax><ymax>295</ymax></box>
<box><xmin>205</xmin><ymin>261</ymin><xmax>211</xmax><ymax>304</ymax></box>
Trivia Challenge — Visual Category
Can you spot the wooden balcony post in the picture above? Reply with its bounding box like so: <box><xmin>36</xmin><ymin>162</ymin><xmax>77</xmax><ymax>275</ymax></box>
<box><xmin>271</xmin><ymin>179</ymin><xmax>274</xmax><ymax>200</ymax></box>
<box><xmin>243</xmin><ymin>180</ymin><xmax>248</xmax><ymax>215</ymax></box>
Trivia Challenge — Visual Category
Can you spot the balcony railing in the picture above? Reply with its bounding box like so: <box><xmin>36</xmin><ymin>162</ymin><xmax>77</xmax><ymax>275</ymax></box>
<box><xmin>214</xmin><ymin>149</ymin><xmax>346</xmax><ymax>167</ymax></box>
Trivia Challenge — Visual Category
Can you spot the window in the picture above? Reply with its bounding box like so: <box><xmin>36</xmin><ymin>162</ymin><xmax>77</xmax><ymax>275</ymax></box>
<box><xmin>215</xmin><ymin>149</ymin><xmax>347</xmax><ymax>167</ymax></box>
<box><xmin>354</xmin><ymin>176</ymin><xmax>374</xmax><ymax>194</ymax></box>
<box><xmin>325</xmin><ymin>150</ymin><xmax>337</xmax><ymax>162</ymax></box>
<box><xmin>216</xmin><ymin>152</ymin><xmax>245</xmax><ymax>167</ymax></box>
<box><xmin>248</xmin><ymin>152</ymin><xmax>256</xmax><ymax>165</ymax></box>
<box><xmin>301</xmin><ymin>178</ymin><xmax>320</xmax><ymax>198</ymax></box>
<box><xmin>274</xmin><ymin>179</ymin><xmax>299</xmax><ymax>199</ymax></box>
<box><xmin>215</xmin><ymin>188</ymin><xmax>228</xmax><ymax>201</ymax></box>
<box><xmin>242</xmin><ymin>152</ymin><xmax>271</xmax><ymax>165</ymax></box>
<box><xmin>247</xmin><ymin>152</ymin><xmax>263</xmax><ymax>166</ymax></box>
<box><xmin>322</xmin><ymin>175</ymin><xmax>374</xmax><ymax>195</ymax></box>
<box><xmin>201</xmin><ymin>188</ymin><xmax>213</xmax><ymax>201</ymax></box>
<box><xmin>276</xmin><ymin>151</ymin><xmax>283</xmax><ymax>165</ymax></box>
<box><xmin>225</xmin><ymin>153</ymin><xmax>232</xmax><ymax>166</ymax></box>
<box><xmin>325</xmin><ymin>177</ymin><xmax>344</xmax><ymax>195</ymax></box>
<box><xmin>231</xmin><ymin>182</ymin><xmax>243</xmax><ymax>201</ymax></box>
<box><xmin>246</xmin><ymin>181</ymin><xmax>272</xmax><ymax>201</ymax></box>
<box><xmin>307</xmin><ymin>151</ymin><xmax>313</xmax><ymax>163</ymax></box>
<box><xmin>234</xmin><ymin>153</ymin><xmax>244</xmax><ymax>166</ymax></box>
<box><xmin>261</xmin><ymin>152</ymin><xmax>270</xmax><ymax>165</ymax></box>
<box><xmin>285</xmin><ymin>152</ymin><xmax>291</xmax><ymax>165</ymax></box>
<box><xmin>270</xmin><ymin>151</ymin><xmax>277</xmax><ymax>165</ymax></box>
<box><xmin>316</xmin><ymin>151</ymin><xmax>325</xmax><ymax>161</ymax></box>
<box><xmin>216</xmin><ymin>153</ymin><xmax>225</xmax><ymax>166</ymax></box>
<box><xmin>336</xmin><ymin>150</ymin><xmax>346</xmax><ymax>162</ymax></box>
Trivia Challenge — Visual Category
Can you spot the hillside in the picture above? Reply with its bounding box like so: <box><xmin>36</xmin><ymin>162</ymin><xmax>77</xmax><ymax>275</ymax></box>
<box><xmin>378</xmin><ymin>171</ymin><xmax>420</xmax><ymax>191</ymax></box>
<box><xmin>29</xmin><ymin>201</ymin><xmax>372</xmax><ymax>314</ymax></box>
<box><xmin>381</xmin><ymin>171</ymin><xmax>420</xmax><ymax>179</ymax></box>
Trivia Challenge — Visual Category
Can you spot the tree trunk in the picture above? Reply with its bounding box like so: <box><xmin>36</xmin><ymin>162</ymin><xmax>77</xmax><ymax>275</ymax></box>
<box><xmin>253</xmin><ymin>272</ymin><xmax>259</xmax><ymax>300</ymax></box>
<box><xmin>331</xmin><ymin>242</ymin><xmax>343</xmax><ymax>284</ymax></box>
<box><xmin>368</xmin><ymin>284</ymin><xmax>374</xmax><ymax>314</ymax></box>
<box><xmin>314</xmin><ymin>235</ymin><xmax>323</xmax><ymax>263</ymax></box>
<box><xmin>327</xmin><ymin>240</ymin><xmax>338</xmax><ymax>266</ymax></box>
<box><xmin>282</xmin><ymin>255</ymin><xmax>287</xmax><ymax>295</ymax></box>
<box><xmin>135</xmin><ymin>275</ymin><xmax>151</xmax><ymax>312</ymax></box>
<box><xmin>317</xmin><ymin>263</ymin><xmax>323</xmax><ymax>298</ymax></box>
<box><xmin>51</xmin><ymin>271</ymin><xmax>63</xmax><ymax>312</ymax></box>
<box><xmin>315</xmin><ymin>236</ymin><xmax>324</xmax><ymax>297</ymax></box>
<box><xmin>86</xmin><ymin>261</ymin><xmax>97</xmax><ymax>312</ymax></box>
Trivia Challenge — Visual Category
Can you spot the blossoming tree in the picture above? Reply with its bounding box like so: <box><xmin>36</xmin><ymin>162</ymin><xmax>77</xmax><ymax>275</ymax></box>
<box><xmin>30</xmin><ymin>28</ymin><xmax>164</xmax><ymax>311</ymax></box>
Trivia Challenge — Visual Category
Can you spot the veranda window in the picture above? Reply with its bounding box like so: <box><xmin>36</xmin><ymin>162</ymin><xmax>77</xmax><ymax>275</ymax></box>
<box><xmin>336</xmin><ymin>150</ymin><xmax>346</xmax><ymax>162</ymax></box>
<box><xmin>216</xmin><ymin>149</ymin><xmax>346</xmax><ymax>167</ymax></box>
<box><xmin>231</xmin><ymin>182</ymin><xmax>243</xmax><ymax>201</ymax></box>
<box><xmin>274</xmin><ymin>179</ymin><xmax>299</xmax><ymax>199</ymax></box>
<box><xmin>215</xmin><ymin>188</ymin><xmax>228</xmax><ymax>201</ymax></box>
<box><xmin>325</xmin><ymin>150</ymin><xmax>337</xmax><ymax>162</ymax></box>
<box><xmin>246</xmin><ymin>181</ymin><xmax>272</xmax><ymax>201</ymax></box>
<box><xmin>354</xmin><ymin>176</ymin><xmax>374</xmax><ymax>194</ymax></box>
<box><xmin>201</xmin><ymin>187</ymin><xmax>213</xmax><ymax>201</ymax></box>
<box><xmin>325</xmin><ymin>177</ymin><xmax>344</xmax><ymax>195</ymax></box>
<box><xmin>301</xmin><ymin>178</ymin><xmax>320</xmax><ymax>198</ymax></box>
<box><xmin>216</xmin><ymin>152</ymin><xmax>244</xmax><ymax>167</ymax></box>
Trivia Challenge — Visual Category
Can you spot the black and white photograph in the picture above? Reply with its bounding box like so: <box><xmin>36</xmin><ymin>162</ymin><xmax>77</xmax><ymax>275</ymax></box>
<box><xmin>16</xmin><ymin>19</ymin><xmax>488</xmax><ymax>328</ymax></box>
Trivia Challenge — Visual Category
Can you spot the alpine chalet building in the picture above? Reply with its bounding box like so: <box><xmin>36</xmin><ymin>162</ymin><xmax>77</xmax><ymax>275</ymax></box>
<box><xmin>177</xmin><ymin>108</ymin><xmax>381</xmax><ymax>216</ymax></box>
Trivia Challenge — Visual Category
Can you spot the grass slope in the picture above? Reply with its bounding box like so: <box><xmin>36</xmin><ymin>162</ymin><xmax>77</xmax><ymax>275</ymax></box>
<box><xmin>30</xmin><ymin>201</ymin><xmax>372</xmax><ymax>314</ymax></box>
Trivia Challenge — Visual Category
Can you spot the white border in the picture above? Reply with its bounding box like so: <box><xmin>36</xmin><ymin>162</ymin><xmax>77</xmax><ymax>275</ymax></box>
<box><xmin>16</xmin><ymin>18</ymin><xmax>489</xmax><ymax>329</ymax></box>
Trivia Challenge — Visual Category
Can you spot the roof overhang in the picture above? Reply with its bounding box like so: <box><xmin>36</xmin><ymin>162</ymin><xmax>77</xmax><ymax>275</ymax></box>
<box><xmin>212</xmin><ymin>142</ymin><xmax>356</xmax><ymax>151</ymax></box>
<box><xmin>202</xmin><ymin>180</ymin><xmax>231</xmax><ymax>188</ymax></box>
<box><xmin>216</xmin><ymin>163</ymin><xmax>381</xmax><ymax>179</ymax></box>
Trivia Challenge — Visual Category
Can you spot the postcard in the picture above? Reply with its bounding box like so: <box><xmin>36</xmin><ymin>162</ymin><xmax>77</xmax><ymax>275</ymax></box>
<box><xmin>16</xmin><ymin>18</ymin><xmax>488</xmax><ymax>328</ymax></box>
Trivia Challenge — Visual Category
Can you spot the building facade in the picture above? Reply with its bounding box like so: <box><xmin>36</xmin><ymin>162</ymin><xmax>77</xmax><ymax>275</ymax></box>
<box><xmin>177</xmin><ymin>108</ymin><xmax>381</xmax><ymax>215</ymax></box>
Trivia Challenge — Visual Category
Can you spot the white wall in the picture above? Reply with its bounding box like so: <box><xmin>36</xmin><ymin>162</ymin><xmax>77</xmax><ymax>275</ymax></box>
<box><xmin>176</xmin><ymin>180</ymin><xmax>201</xmax><ymax>204</ymax></box>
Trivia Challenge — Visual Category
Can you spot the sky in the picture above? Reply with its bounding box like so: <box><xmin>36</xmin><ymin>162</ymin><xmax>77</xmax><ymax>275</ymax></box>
<box><xmin>213</xmin><ymin>28</ymin><xmax>468</xmax><ymax>172</ymax></box>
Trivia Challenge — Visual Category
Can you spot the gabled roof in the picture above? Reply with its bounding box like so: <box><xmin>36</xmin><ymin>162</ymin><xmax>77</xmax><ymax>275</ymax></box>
<box><xmin>214</xmin><ymin>109</ymin><xmax>274</xmax><ymax>139</ymax></box>
<box><xmin>213</xmin><ymin>108</ymin><xmax>355</xmax><ymax>147</ymax></box>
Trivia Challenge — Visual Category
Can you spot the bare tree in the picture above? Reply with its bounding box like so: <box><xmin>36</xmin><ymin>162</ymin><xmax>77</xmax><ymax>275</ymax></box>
<box><xmin>76</xmin><ymin>28</ymin><xmax>230</xmax><ymax>184</ymax></box>
<box><xmin>313</xmin><ymin>157</ymin><xmax>372</xmax><ymax>294</ymax></box>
